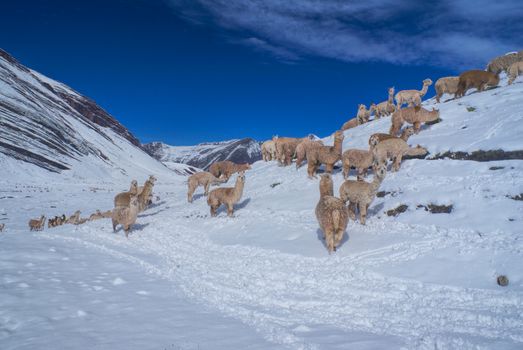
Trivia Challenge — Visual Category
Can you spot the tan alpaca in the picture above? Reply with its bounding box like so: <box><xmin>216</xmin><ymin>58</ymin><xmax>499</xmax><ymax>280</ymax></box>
<box><xmin>306</xmin><ymin>131</ymin><xmax>344</xmax><ymax>178</ymax></box>
<box><xmin>395</xmin><ymin>79</ymin><xmax>433</xmax><ymax>108</ymax></box>
<box><xmin>112</xmin><ymin>196</ymin><xmax>140</xmax><ymax>237</ymax></box>
<box><xmin>89</xmin><ymin>210</ymin><xmax>104</xmax><ymax>221</ymax></box>
<box><xmin>455</xmin><ymin>70</ymin><xmax>499</xmax><ymax>98</ymax></box>
<box><xmin>487</xmin><ymin>51</ymin><xmax>523</xmax><ymax>74</ymax></box>
<box><xmin>129</xmin><ymin>180</ymin><xmax>138</xmax><ymax>194</ymax></box>
<box><xmin>273</xmin><ymin>136</ymin><xmax>310</xmax><ymax>165</ymax></box>
<box><xmin>114</xmin><ymin>177</ymin><xmax>155</xmax><ymax>212</ymax></box>
<box><xmin>209</xmin><ymin>161</ymin><xmax>251</xmax><ymax>180</ymax></box>
<box><xmin>374</xmin><ymin>87</ymin><xmax>396</xmax><ymax>118</ymax></box>
<box><xmin>369</xmin><ymin>127</ymin><xmax>415</xmax><ymax>150</ymax></box>
<box><xmin>101</xmin><ymin>210</ymin><xmax>113</xmax><ymax>218</ymax></box>
<box><xmin>341</xmin><ymin>117</ymin><xmax>360</xmax><ymax>131</ymax></box>
<box><xmin>508</xmin><ymin>61</ymin><xmax>523</xmax><ymax>85</ymax></box>
<box><xmin>315</xmin><ymin>174</ymin><xmax>349</xmax><ymax>253</ymax></box>
<box><xmin>187</xmin><ymin>171</ymin><xmax>228</xmax><ymax>203</ymax></box>
<box><xmin>357</xmin><ymin>104</ymin><xmax>371</xmax><ymax>123</ymax></box>
<box><xmin>76</xmin><ymin>218</ymin><xmax>89</xmax><ymax>225</ymax></box>
<box><xmin>207</xmin><ymin>171</ymin><xmax>246</xmax><ymax>217</ymax></box>
<box><xmin>136</xmin><ymin>175</ymin><xmax>157</xmax><ymax>207</ymax></box>
<box><xmin>341</xmin><ymin>149</ymin><xmax>373</xmax><ymax>180</ymax></box>
<box><xmin>295</xmin><ymin>138</ymin><xmax>323</xmax><ymax>169</ymax></box>
<box><xmin>373</xmin><ymin>139</ymin><xmax>428</xmax><ymax>172</ymax></box>
<box><xmin>29</xmin><ymin>215</ymin><xmax>46</xmax><ymax>231</ymax></box>
<box><xmin>389</xmin><ymin>106</ymin><xmax>439</xmax><ymax>135</ymax></box>
<box><xmin>435</xmin><ymin>76</ymin><xmax>459</xmax><ymax>103</ymax></box>
<box><xmin>0</xmin><ymin>223</ymin><xmax>5</xmax><ymax>232</ymax></box>
<box><xmin>66</xmin><ymin>210</ymin><xmax>81</xmax><ymax>225</ymax></box>
<box><xmin>261</xmin><ymin>140</ymin><xmax>277</xmax><ymax>161</ymax></box>
<box><xmin>339</xmin><ymin>164</ymin><xmax>387</xmax><ymax>225</ymax></box>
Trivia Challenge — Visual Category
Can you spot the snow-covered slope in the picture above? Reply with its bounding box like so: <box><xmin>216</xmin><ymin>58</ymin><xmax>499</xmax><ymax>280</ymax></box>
<box><xmin>0</xmin><ymin>49</ymin><xmax>189</xmax><ymax>183</ymax></box>
<box><xmin>144</xmin><ymin>138</ymin><xmax>262</xmax><ymax>170</ymax></box>
<box><xmin>1</xmin><ymin>77</ymin><xmax>522</xmax><ymax>349</ymax></box>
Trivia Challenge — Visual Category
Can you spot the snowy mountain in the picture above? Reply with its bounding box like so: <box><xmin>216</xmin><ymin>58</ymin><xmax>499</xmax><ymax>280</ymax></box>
<box><xmin>0</xmin><ymin>49</ymin><xmax>190</xmax><ymax>182</ymax></box>
<box><xmin>1</xmin><ymin>69</ymin><xmax>523</xmax><ymax>349</ymax></box>
<box><xmin>143</xmin><ymin>138</ymin><xmax>262</xmax><ymax>170</ymax></box>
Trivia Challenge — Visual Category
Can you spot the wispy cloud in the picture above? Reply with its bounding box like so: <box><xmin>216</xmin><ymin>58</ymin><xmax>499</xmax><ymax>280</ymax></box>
<box><xmin>167</xmin><ymin>0</ymin><xmax>523</xmax><ymax>68</ymax></box>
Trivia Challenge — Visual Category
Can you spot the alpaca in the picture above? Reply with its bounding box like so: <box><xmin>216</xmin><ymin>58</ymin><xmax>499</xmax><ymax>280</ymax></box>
<box><xmin>114</xmin><ymin>177</ymin><xmax>155</xmax><ymax>212</ymax></box>
<box><xmin>435</xmin><ymin>76</ymin><xmax>459</xmax><ymax>103</ymax></box>
<box><xmin>187</xmin><ymin>171</ymin><xmax>228</xmax><ymax>203</ymax></box>
<box><xmin>0</xmin><ymin>223</ymin><xmax>5</xmax><ymax>232</ymax></box>
<box><xmin>295</xmin><ymin>138</ymin><xmax>324</xmax><ymax>169</ymax></box>
<box><xmin>101</xmin><ymin>210</ymin><xmax>113</xmax><ymax>218</ymax></box>
<box><xmin>315</xmin><ymin>173</ymin><xmax>349</xmax><ymax>253</ymax></box>
<box><xmin>273</xmin><ymin>136</ymin><xmax>310</xmax><ymax>165</ymax></box>
<box><xmin>261</xmin><ymin>140</ymin><xmax>277</xmax><ymax>161</ymax></box>
<box><xmin>76</xmin><ymin>218</ymin><xmax>89</xmax><ymax>225</ymax></box>
<box><xmin>112</xmin><ymin>196</ymin><xmax>140</xmax><ymax>237</ymax></box>
<box><xmin>207</xmin><ymin>171</ymin><xmax>246</xmax><ymax>217</ymax></box>
<box><xmin>369</xmin><ymin>127</ymin><xmax>415</xmax><ymax>150</ymax></box>
<box><xmin>357</xmin><ymin>104</ymin><xmax>371</xmax><ymax>123</ymax></box>
<box><xmin>209</xmin><ymin>161</ymin><xmax>251</xmax><ymax>180</ymax></box>
<box><xmin>66</xmin><ymin>210</ymin><xmax>81</xmax><ymax>225</ymax></box>
<box><xmin>372</xmin><ymin>138</ymin><xmax>428</xmax><ymax>172</ymax></box>
<box><xmin>374</xmin><ymin>87</ymin><xmax>396</xmax><ymax>118</ymax></box>
<box><xmin>89</xmin><ymin>210</ymin><xmax>104</xmax><ymax>221</ymax></box>
<box><xmin>136</xmin><ymin>175</ymin><xmax>157</xmax><ymax>206</ymax></box>
<box><xmin>306</xmin><ymin>131</ymin><xmax>344</xmax><ymax>178</ymax></box>
<box><xmin>47</xmin><ymin>217</ymin><xmax>55</xmax><ymax>228</ymax></box>
<box><xmin>395</xmin><ymin>79</ymin><xmax>433</xmax><ymax>108</ymax></box>
<box><xmin>389</xmin><ymin>106</ymin><xmax>439</xmax><ymax>136</ymax></box>
<box><xmin>29</xmin><ymin>215</ymin><xmax>46</xmax><ymax>231</ymax></box>
<box><xmin>455</xmin><ymin>70</ymin><xmax>499</xmax><ymax>98</ymax></box>
<box><xmin>487</xmin><ymin>51</ymin><xmax>523</xmax><ymax>74</ymax></box>
<box><xmin>129</xmin><ymin>180</ymin><xmax>138</xmax><ymax>194</ymax></box>
<box><xmin>341</xmin><ymin>117</ymin><xmax>360</xmax><ymax>131</ymax></box>
<box><xmin>508</xmin><ymin>61</ymin><xmax>523</xmax><ymax>85</ymax></box>
<box><xmin>341</xmin><ymin>149</ymin><xmax>373</xmax><ymax>180</ymax></box>
<box><xmin>339</xmin><ymin>164</ymin><xmax>387</xmax><ymax>225</ymax></box>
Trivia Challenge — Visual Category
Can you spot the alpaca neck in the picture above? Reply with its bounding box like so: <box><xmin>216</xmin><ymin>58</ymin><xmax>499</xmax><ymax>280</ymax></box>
<box><xmin>233</xmin><ymin>180</ymin><xmax>245</xmax><ymax>201</ymax></box>
<box><xmin>388</xmin><ymin>91</ymin><xmax>394</xmax><ymax>104</ymax></box>
<box><xmin>333</xmin><ymin>137</ymin><xmax>343</xmax><ymax>155</ymax></box>
<box><xmin>400</xmin><ymin>132</ymin><xmax>411</xmax><ymax>141</ymax></box>
<box><xmin>139</xmin><ymin>181</ymin><xmax>153</xmax><ymax>201</ymax></box>
<box><xmin>370</xmin><ymin>174</ymin><xmax>384</xmax><ymax>193</ymax></box>
<box><xmin>419</xmin><ymin>83</ymin><xmax>429</xmax><ymax>97</ymax></box>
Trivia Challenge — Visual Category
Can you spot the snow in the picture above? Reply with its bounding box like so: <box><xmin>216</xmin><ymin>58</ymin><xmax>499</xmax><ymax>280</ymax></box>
<box><xmin>1</xmin><ymin>79</ymin><xmax>523</xmax><ymax>349</ymax></box>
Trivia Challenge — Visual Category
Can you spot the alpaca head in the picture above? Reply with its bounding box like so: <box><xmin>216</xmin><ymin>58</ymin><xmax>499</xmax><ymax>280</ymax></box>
<box><xmin>131</xmin><ymin>180</ymin><xmax>138</xmax><ymax>186</ymax></box>
<box><xmin>237</xmin><ymin>171</ymin><xmax>246</xmax><ymax>183</ymax></box>
<box><xmin>241</xmin><ymin>163</ymin><xmax>251</xmax><ymax>171</ymax></box>
<box><xmin>358</xmin><ymin>104</ymin><xmax>366</xmax><ymax>111</ymax></box>
<box><xmin>369</xmin><ymin>135</ymin><xmax>380</xmax><ymax>148</ymax></box>
<box><xmin>148</xmin><ymin>175</ymin><xmax>157</xmax><ymax>184</ymax></box>
<box><xmin>319</xmin><ymin>173</ymin><xmax>334</xmax><ymax>196</ymax></box>
<box><xmin>334</xmin><ymin>130</ymin><xmax>345</xmax><ymax>142</ymax></box>
<box><xmin>388</xmin><ymin>87</ymin><xmax>395</xmax><ymax>95</ymax></box>
<box><xmin>272</xmin><ymin>135</ymin><xmax>279</xmax><ymax>141</ymax></box>
<box><xmin>374</xmin><ymin>163</ymin><xmax>387</xmax><ymax>179</ymax></box>
<box><xmin>428</xmin><ymin>108</ymin><xmax>440</xmax><ymax>121</ymax></box>
<box><xmin>423</xmin><ymin>79</ymin><xmax>433</xmax><ymax>86</ymax></box>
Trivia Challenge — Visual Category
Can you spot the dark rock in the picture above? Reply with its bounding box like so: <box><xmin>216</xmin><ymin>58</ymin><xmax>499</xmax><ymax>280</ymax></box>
<box><xmin>489</xmin><ymin>166</ymin><xmax>504</xmax><ymax>170</ymax></box>
<box><xmin>497</xmin><ymin>275</ymin><xmax>509</xmax><ymax>287</ymax></box>
<box><xmin>507</xmin><ymin>193</ymin><xmax>523</xmax><ymax>201</ymax></box>
<box><xmin>386</xmin><ymin>204</ymin><xmax>408</xmax><ymax>217</ymax></box>
<box><xmin>429</xmin><ymin>149</ymin><xmax>523</xmax><ymax>162</ymax></box>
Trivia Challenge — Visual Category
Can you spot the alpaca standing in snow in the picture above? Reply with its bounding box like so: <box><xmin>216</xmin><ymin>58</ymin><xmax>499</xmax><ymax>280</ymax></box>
<box><xmin>89</xmin><ymin>210</ymin><xmax>104</xmax><ymax>221</ymax></box>
<box><xmin>29</xmin><ymin>215</ymin><xmax>46</xmax><ymax>231</ymax></box>
<box><xmin>389</xmin><ymin>106</ymin><xmax>439</xmax><ymax>136</ymax></box>
<box><xmin>339</xmin><ymin>164</ymin><xmax>387</xmax><ymax>225</ymax></box>
<box><xmin>261</xmin><ymin>140</ymin><xmax>277</xmax><ymax>161</ymax></box>
<box><xmin>207</xmin><ymin>171</ymin><xmax>246</xmax><ymax>217</ymax></box>
<box><xmin>341</xmin><ymin>149</ymin><xmax>374</xmax><ymax>180</ymax></box>
<box><xmin>306</xmin><ymin>131</ymin><xmax>344</xmax><ymax>178</ymax></box>
<box><xmin>187</xmin><ymin>171</ymin><xmax>228</xmax><ymax>203</ymax></box>
<box><xmin>114</xmin><ymin>177</ymin><xmax>155</xmax><ymax>212</ymax></box>
<box><xmin>357</xmin><ymin>104</ymin><xmax>371</xmax><ymax>123</ymax></box>
<box><xmin>369</xmin><ymin>127</ymin><xmax>415</xmax><ymax>150</ymax></box>
<box><xmin>66</xmin><ymin>210</ymin><xmax>81</xmax><ymax>225</ymax></box>
<box><xmin>372</xmin><ymin>138</ymin><xmax>428</xmax><ymax>172</ymax></box>
<box><xmin>487</xmin><ymin>51</ymin><xmax>523</xmax><ymax>74</ymax></box>
<box><xmin>455</xmin><ymin>70</ymin><xmax>499</xmax><ymax>98</ymax></box>
<box><xmin>374</xmin><ymin>87</ymin><xmax>396</xmax><ymax>118</ymax></box>
<box><xmin>209</xmin><ymin>161</ymin><xmax>251</xmax><ymax>180</ymax></box>
<box><xmin>395</xmin><ymin>79</ymin><xmax>433</xmax><ymax>109</ymax></box>
<box><xmin>112</xmin><ymin>195</ymin><xmax>140</xmax><ymax>237</ymax></box>
<box><xmin>295</xmin><ymin>138</ymin><xmax>323</xmax><ymax>169</ymax></box>
<box><xmin>508</xmin><ymin>61</ymin><xmax>523</xmax><ymax>85</ymax></box>
<box><xmin>435</xmin><ymin>76</ymin><xmax>459</xmax><ymax>103</ymax></box>
<box><xmin>315</xmin><ymin>173</ymin><xmax>349</xmax><ymax>253</ymax></box>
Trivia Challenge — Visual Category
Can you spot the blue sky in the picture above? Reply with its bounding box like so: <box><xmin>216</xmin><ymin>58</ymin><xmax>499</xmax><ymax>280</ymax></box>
<box><xmin>1</xmin><ymin>0</ymin><xmax>521</xmax><ymax>145</ymax></box>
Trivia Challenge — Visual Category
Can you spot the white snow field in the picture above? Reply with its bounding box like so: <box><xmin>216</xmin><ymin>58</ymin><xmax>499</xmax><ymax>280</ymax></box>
<box><xmin>1</xmin><ymin>78</ymin><xmax>523</xmax><ymax>349</ymax></box>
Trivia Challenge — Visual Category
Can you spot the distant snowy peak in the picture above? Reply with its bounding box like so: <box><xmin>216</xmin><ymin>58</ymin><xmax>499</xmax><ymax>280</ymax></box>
<box><xmin>143</xmin><ymin>138</ymin><xmax>262</xmax><ymax>170</ymax></box>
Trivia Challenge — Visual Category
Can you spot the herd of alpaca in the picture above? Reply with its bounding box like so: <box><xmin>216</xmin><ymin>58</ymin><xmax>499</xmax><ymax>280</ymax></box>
<box><xmin>18</xmin><ymin>51</ymin><xmax>523</xmax><ymax>253</ymax></box>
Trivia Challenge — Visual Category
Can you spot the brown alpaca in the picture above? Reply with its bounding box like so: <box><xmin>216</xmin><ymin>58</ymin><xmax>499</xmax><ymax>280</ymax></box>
<box><xmin>273</xmin><ymin>136</ymin><xmax>310</xmax><ymax>165</ymax></box>
<box><xmin>187</xmin><ymin>171</ymin><xmax>228</xmax><ymax>203</ymax></box>
<box><xmin>341</xmin><ymin>117</ymin><xmax>360</xmax><ymax>131</ymax></box>
<box><xmin>508</xmin><ymin>61</ymin><xmax>523</xmax><ymax>85</ymax></box>
<box><xmin>295</xmin><ymin>138</ymin><xmax>323</xmax><ymax>169</ymax></box>
<box><xmin>389</xmin><ymin>106</ymin><xmax>439</xmax><ymax>135</ymax></box>
<box><xmin>374</xmin><ymin>87</ymin><xmax>396</xmax><ymax>118</ymax></box>
<box><xmin>341</xmin><ymin>149</ymin><xmax>373</xmax><ymax>180</ymax></box>
<box><xmin>261</xmin><ymin>140</ymin><xmax>276</xmax><ymax>161</ymax></box>
<box><xmin>89</xmin><ymin>210</ymin><xmax>104</xmax><ymax>221</ymax></box>
<box><xmin>455</xmin><ymin>70</ymin><xmax>499</xmax><ymax>98</ymax></box>
<box><xmin>114</xmin><ymin>177</ymin><xmax>155</xmax><ymax>212</ymax></box>
<box><xmin>435</xmin><ymin>76</ymin><xmax>459</xmax><ymax>103</ymax></box>
<box><xmin>112</xmin><ymin>195</ymin><xmax>140</xmax><ymax>237</ymax></box>
<box><xmin>369</xmin><ymin>127</ymin><xmax>415</xmax><ymax>150</ymax></box>
<box><xmin>339</xmin><ymin>164</ymin><xmax>387</xmax><ymax>225</ymax></box>
<box><xmin>395</xmin><ymin>79</ymin><xmax>433</xmax><ymax>108</ymax></box>
<box><xmin>209</xmin><ymin>161</ymin><xmax>251</xmax><ymax>180</ymax></box>
<box><xmin>306</xmin><ymin>131</ymin><xmax>345</xmax><ymax>178</ymax></box>
<box><xmin>29</xmin><ymin>215</ymin><xmax>46</xmax><ymax>231</ymax></box>
<box><xmin>207</xmin><ymin>171</ymin><xmax>246</xmax><ymax>217</ymax></box>
<box><xmin>373</xmin><ymin>139</ymin><xmax>428</xmax><ymax>172</ymax></box>
<box><xmin>66</xmin><ymin>210</ymin><xmax>81</xmax><ymax>225</ymax></box>
<box><xmin>101</xmin><ymin>210</ymin><xmax>113</xmax><ymax>218</ymax></box>
<box><xmin>487</xmin><ymin>51</ymin><xmax>523</xmax><ymax>74</ymax></box>
<box><xmin>315</xmin><ymin>174</ymin><xmax>349</xmax><ymax>253</ymax></box>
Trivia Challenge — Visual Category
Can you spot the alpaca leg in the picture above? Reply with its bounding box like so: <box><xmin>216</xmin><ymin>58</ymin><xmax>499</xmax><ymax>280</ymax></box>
<box><xmin>307</xmin><ymin>163</ymin><xmax>316</xmax><ymax>179</ymax></box>
<box><xmin>326</xmin><ymin>231</ymin><xmax>334</xmax><ymax>253</ymax></box>
<box><xmin>227</xmin><ymin>203</ymin><xmax>234</xmax><ymax>217</ymax></box>
<box><xmin>187</xmin><ymin>185</ymin><xmax>195</xmax><ymax>203</ymax></box>
<box><xmin>348</xmin><ymin>202</ymin><xmax>357</xmax><ymax>220</ymax></box>
<box><xmin>325</xmin><ymin>163</ymin><xmax>334</xmax><ymax>174</ymax></box>
<box><xmin>413</xmin><ymin>121</ymin><xmax>421</xmax><ymax>134</ymax></box>
<box><xmin>112</xmin><ymin>218</ymin><xmax>117</xmax><ymax>232</ymax></box>
<box><xmin>204</xmin><ymin>183</ymin><xmax>211</xmax><ymax>196</ymax></box>
<box><xmin>393</xmin><ymin>155</ymin><xmax>403</xmax><ymax>172</ymax></box>
<box><xmin>334</xmin><ymin>228</ymin><xmax>344</xmax><ymax>250</ymax></box>
<box><xmin>359</xmin><ymin>203</ymin><xmax>367</xmax><ymax>225</ymax></box>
